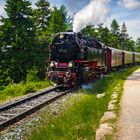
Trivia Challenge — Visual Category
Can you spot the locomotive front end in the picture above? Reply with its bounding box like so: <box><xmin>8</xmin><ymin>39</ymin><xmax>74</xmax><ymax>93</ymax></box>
<box><xmin>48</xmin><ymin>61</ymin><xmax>76</xmax><ymax>87</ymax></box>
<box><xmin>48</xmin><ymin>32</ymin><xmax>79</xmax><ymax>87</ymax></box>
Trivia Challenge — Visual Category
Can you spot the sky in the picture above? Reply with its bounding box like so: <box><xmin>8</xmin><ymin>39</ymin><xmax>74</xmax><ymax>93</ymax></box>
<box><xmin>0</xmin><ymin>0</ymin><xmax>140</xmax><ymax>40</ymax></box>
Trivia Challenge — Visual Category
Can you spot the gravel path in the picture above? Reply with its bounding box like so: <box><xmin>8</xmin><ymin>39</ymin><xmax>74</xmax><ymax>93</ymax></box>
<box><xmin>116</xmin><ymin>68</ymin><xmax>140</xmax><ymax>140</ymax></box>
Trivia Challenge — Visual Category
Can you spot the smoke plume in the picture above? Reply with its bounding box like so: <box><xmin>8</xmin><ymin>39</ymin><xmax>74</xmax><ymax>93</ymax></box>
<box><xmin>73</xmin><ymin>0</ymin><xmax>111</xmax><ymax>32</ymax></box>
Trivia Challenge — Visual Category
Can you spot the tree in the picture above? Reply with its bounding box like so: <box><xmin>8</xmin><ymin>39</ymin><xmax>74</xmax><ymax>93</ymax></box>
<box><xmin>126</xmin><ymin>39</ymin><xmax>135</xmax><ymax>51</ymax></box>
<box><xmin>32</xmin><ymin>0</ymin><xmax>52</xmax><ymax>79</ymax></box>
<box><xmin>33</xmin><ymin>0</ymin><xmax>51</xmax><ymax>45</ymax></box>
<box><xmin>97</xmin><ymin>25</ymin><xmax>111</xmax><ymax>46</ymax></box>
<box><xmin>111</xmin><ymin>19</ymin><xmax>120</xmax><ymax>35</ymax></box>
<box><xmin>121</xmin><ymin>22</ymin><xmax>128</xmax><ymax>38</ymax></box>
<box><xmin>135</xmin><ymin>38</ymin><xmax>140</xmax><ymax>52</ymax></box>
<box><xmin>82</xmin><ymin>25</ymin><xmax>118</xmax><ymax>48</ymax></box>
<box><xmin>34</xmin><ymin>0</ymin><xmax>51</xmax><ymax>32</ymax></box>
<box><xmin>0</xmin><ymin>0</ymin><xmax>35</xmax><ymax>83</ymax></box>
<box><xmin>0</xmin><ymin>24</ymin><xmax>11</xmax><ymax>86</ymax></box>
<box><xmin>48</xmin><ymin>5</ymin><xmax>68</xmax><ymax>34</ymax></box>
<box><xmin>81</xmin><ymin>25</ymin><xmax>98</xmax><ymax>38</ymax></box>
<box><xmin>120</xmin><ymin>22</ymin><xmax>129</xmax><ymax>50</ymax></box>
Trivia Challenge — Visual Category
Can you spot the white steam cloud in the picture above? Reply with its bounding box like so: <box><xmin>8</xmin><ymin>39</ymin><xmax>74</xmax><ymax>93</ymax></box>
<box><xmin>73</xmin><ymin>0</ymin><xmax>111</xmax><ymax>32</ymax></box>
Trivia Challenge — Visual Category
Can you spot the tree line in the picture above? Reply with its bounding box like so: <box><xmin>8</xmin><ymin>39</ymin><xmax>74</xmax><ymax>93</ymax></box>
<box><xmin>0</xmin><ymin>0</ymin><xmax>140</xmax><ymax>86</ymax></box>
<box><xmin>82</xmin><ymin>19</ymin><xmax>140</xmax><ymax>52</ymax></box>
<box><xmin>0</xmin><ymin>0</ymin><xmax>69</xmax><ymax>86</ymax></box>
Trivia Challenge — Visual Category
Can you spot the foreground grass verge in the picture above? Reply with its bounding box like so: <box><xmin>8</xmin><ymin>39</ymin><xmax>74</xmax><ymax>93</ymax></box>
<box><xmin>0</xmin><ymin>81</ymin><xmax>50</xmax><ymax>104</ymax></box>
<box><xmin>26</xmin><ymin>66</ymin><xmax>139</xmax><ymax>140</ymax></box>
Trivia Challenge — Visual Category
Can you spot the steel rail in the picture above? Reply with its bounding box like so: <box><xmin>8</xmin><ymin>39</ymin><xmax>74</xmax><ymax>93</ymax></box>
<box><xmin>0</xmin><ymin>85</ymin><xmax>75</xmax><ymax>131</ymax></box>
<box><xmin>0</xmin><ymin>85</ymin><xmax>62</xmax><ymax>112</ymax></box>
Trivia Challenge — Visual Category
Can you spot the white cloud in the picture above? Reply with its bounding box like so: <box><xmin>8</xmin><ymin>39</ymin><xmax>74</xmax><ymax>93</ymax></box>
<box><xmin>73</xmin><ymin>0</ymin><xmax>111</xmax><ymax>32</ymax></box>
<box><xmin>118</xmin><ymin>0</ymin><xmax>140</xmax><ymax>9</ymax></box>
<box><xmin>125</xmin><ymin>19</ymin><xmax>140</xmax><ymax>40</ymax></box>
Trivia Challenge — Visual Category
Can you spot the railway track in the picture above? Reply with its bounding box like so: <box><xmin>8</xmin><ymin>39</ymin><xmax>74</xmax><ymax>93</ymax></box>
<box><xmin>0</xmin><ymin>85</ymin><xmax>75</xmax><ymax>131</ymax></box>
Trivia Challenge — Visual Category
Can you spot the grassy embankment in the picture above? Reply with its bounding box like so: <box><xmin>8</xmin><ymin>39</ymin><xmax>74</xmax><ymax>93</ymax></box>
<box><xmin>0</xmin><ymin>81</ymin><xmax>50</xmax><ymax>104</ymax></box>
<box><xmin>26</xmin><ymin>66</ymin><xmax>139</xmax><ymax>140</ymax></box>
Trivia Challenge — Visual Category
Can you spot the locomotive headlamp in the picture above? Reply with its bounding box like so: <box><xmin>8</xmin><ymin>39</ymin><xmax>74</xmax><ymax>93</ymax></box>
<box><xmin>55</xmin><ymin>62</ymin><xmax>58</xmax><ymax>67</ymax></box>
<box><xmin>68</xmin><ymin>62</ymin><xmax>73</xmax><ymax>68</ymax></box>
<box><xmin>60</xmin><ymin>34</ymin><xmax>64</xmax><ymax>39</ymax></box>
<box><xmin>50</xmin><ymin>62</ymin><xmax>54</xmax><ymax>67</ymax></box>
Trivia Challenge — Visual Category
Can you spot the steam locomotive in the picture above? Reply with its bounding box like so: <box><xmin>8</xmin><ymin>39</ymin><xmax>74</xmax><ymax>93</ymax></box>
<box><xmin>48</xmin><ymin>31</ymin><xmax>140</xmax><ymax>87</ymax></box>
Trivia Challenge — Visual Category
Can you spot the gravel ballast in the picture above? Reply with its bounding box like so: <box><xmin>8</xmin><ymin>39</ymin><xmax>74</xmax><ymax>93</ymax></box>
<box><xmin>0</xmin><ymin>89</ymin><xmax>77</xmax><ymax>140</ymax></box>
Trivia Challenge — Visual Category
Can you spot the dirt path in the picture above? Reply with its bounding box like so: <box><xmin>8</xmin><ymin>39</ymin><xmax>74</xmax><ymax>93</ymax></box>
<box><xmin>115</xmin><ymin>68</ymin><xmax>140</xmax><ymax>140</ymax></box>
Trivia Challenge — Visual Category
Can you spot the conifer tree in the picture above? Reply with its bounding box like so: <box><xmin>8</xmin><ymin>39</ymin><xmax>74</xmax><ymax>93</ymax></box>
<box><xmin>33</xmin><ymin>0</ymin><xmax>51</xmax><ymax>47</ymax></box>
<box><xmin>121</xmin><ymin>22</ymin><xmax>128</xmax><ymax>39</ymax></box>
<box><xmin>49</xmin><ymin>5</ymin><xmax>68</xmax><ymax>34</ymax></box>
<box><xmin>0</xmin><ymin>0</ymin><xmax>35</xmax><ymax>83</ymax></box>
<box><xmin>34</xmin><ymin>0</ymin><xmax>51</xmax><ymax>32</ymax></box>
<box><xmin>120</xmin><ymin>22</ymin><xmax>129</xmax><ymax>50</ymax></box>
<box><xmin>111</xmin><ymin>19</ymin><xmax>120</xmax><ymax>34</ymax></box>
<box><xmin>32</xmin><ymin>0</ymin><xmax>51</xmax><ymax>79</ymax></box>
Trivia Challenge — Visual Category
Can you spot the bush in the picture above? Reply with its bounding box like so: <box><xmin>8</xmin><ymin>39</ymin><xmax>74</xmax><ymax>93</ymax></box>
<box><xmin>27</xmin><ymin>67</ymin><xmax>40</xmax><ymax>82</ymax></box>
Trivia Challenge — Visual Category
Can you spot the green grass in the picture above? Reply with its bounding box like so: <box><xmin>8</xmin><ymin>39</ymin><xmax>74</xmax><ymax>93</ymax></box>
<box><xmin>26</xmin><ymin>66</ymin><xmax>139</xmax><ymax>140</ymax></box>
<box><xmin>0</xmin><ymin>81</ymin><xmax>50</xmax><ymax>104</ymax></box>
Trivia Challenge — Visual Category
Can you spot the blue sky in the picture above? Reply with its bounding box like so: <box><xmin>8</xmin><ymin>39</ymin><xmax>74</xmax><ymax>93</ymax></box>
<box><xmin>0</xmin><ymin>0</ymin><xmax>140</xmax><ymax>40</ymax></box>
